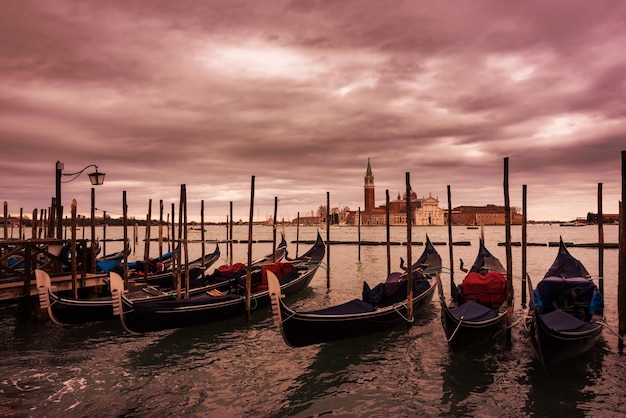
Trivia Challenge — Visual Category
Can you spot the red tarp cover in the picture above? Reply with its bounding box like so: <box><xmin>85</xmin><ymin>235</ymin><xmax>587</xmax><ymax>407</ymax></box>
<box><xmin>462</xmin><ymin>271</ymin><xmax>506</xmax><ymax>307</ymax></box>
<box><xmin>217</xmin><ymin>262</ymin><xmax>246</xmax><ymax>274</ymax></box>
<box><xmin>261</xmin><ymin>262</ymin><xmax>294</xmax><ymax>285</ymax></box>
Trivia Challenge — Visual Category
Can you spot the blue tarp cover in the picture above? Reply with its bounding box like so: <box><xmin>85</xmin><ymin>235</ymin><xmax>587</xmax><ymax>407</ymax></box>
<box><xmin>450</xmin><ymin>301</ymin><xmax>498</xmax><ymax>322</ymax></box>
<box><xmin>535</xmin><ymin>277</ymin><xmax>598</xmax><ymax>314</ymax></box>
<box><xmin>541</xmin><ymin>309</ymin><xmax>597</xmax><ymax>332</ymax></box>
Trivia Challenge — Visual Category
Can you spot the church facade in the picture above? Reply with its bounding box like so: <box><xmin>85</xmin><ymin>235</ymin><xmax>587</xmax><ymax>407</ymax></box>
<box><xmin>347</xmin><ymin>159</ymin><xmax>446</xmax><ymax>226</ymax></box>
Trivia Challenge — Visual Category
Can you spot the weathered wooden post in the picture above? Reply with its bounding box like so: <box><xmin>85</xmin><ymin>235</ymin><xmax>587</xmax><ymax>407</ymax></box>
<box><xmin>447</xmin><ymin>185</ymin><xmax>454</xmax><ymax>292</ymax></box>
<box><xmin>296</xmin><ymin>211</ymin><xmax>300</xmax><ymax>258</ymax></box>
<box><xmin>386</xmin><ymin>189</ymin><xmax>391</xmax><ymax>277</ymax></box>
<box><xmin>91</xmin><ymin>188</ymin><xmax>96</xmax><ymax>273</ymax></box>
<box><xmin>176</xmin><ymin>187</ymin><xmax>184</xmax><ymax>299</ymax></box>
<box><xmin>71</xmin><ymin>199</ymin><xmax>78</xmax><ymax>299</ymax></box>
<box><xmin>122</xmin><ymin>192</ymin><xmax>129</xmax><ymax>285</ymax></box>
<box><xmin>103</xmin><ymin>210</ymin><xmax>107</xmax><ymax>257</ymax></box>
<box><xmin>170</xmin><ymin>203</ymin><xmax>176</xmax><ymax>289</ymax></box>
<box><xmin>504</xmin><ymin>157</ymin><xmax>513</xmax><ymax>343</ymax></box>
<box><xmin>200</xmin><ymin>200</ymin><xmax>205</xmax><ymax>277</ymax></box>
<box><xmin>182</xmin><ymin>185</ymin><xmax>190</xmax><ymax>298</ymax></box>
<box><xmin>326</xmin><ymin>191</ymin><xmax>330</xmax><ymax>288</ymax></box>
<box><xmin>159</xmin><ymin>200</ymin><xmax>164</xmax><ymax>260</ymax></box>
<box><xmin>246</xmin><ymin>176</ymin><xmax>255</xmax><ymax>321</ymax></box>
<box><xmin>3</xmin><ymin>201</ymin><xmax>7</xmax><ymax>239</ymax></box>
<box><xmin>522</xmin><ymin>184</ymin><xmax>527</xmax><ymax>308</ymax></box>
<box><xmin>229</xmin><ymin>201</ymin><xmax>234</xmax><ymax>265</ymax></box>
<box><xmin>272</xmin><ymin>196</ymin><xmax>278</xmax><ymax>262</ymax></box>
<box><xmin>405</xmin><ymin>173</ymin><xmax>414</xmax><ymax>322</ymax></box>
<box><xmin>357</xmin><ymin>207</ymin><xmax>361</xmax><ymax>262</ymax></box>
<box><xmin>598</xmin><ymin>183</ymin><xmax>604</xmax><ymax>294</ymax></box>
<box><xmin>31</xmin><ymin>209</ymin><xmax>37</xmax><ymax>241</ymax></box>
<box><xmin>143</xmin><ymin>199</ymin><xmax>152</xmax><ymax>278</ymax></box>
<box><xmin>618</xmin><ymin>150</ymin><xmax>626</xmax><ymax>351</ymax></box>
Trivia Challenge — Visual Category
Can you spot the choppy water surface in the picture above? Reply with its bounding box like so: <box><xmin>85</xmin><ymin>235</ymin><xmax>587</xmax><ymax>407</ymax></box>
<box><xmin>2</xmin><ymin>224</ymin><xmax>626</xmax><ymax>417</ymax></box>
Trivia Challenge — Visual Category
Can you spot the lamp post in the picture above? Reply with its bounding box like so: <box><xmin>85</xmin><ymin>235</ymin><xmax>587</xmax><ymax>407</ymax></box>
<box><xmin>55</xmin><ymin>161</ymin><xmax>105</xmax><ymax>239</ymax></box>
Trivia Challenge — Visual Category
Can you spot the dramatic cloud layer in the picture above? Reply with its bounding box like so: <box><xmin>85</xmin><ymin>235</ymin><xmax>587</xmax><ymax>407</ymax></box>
<box><xmin>1</xmin><ymin>0</ymin><xmax>624</xmax><ymax>222</ymax></box>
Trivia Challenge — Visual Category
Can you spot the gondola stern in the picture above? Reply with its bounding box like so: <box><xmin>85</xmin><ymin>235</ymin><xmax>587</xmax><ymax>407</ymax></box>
<box><xmin>109</xmin><ymin>271</ymin><xmax>140</xmax><ymax>334</ymax></box>
<box><xmin>267</xmin><ymin>271</ymin><xmax>285</xmax><ymax>327</ymax></box>
<box><xmin>267</xmin><ymin>271</ymin><xmax>301</xmax><ymax>347</ymax></box>
<box><xmin>34</xmin><ymin>269</ymin><xmax>63</xmax><ymax>326</ymax></box>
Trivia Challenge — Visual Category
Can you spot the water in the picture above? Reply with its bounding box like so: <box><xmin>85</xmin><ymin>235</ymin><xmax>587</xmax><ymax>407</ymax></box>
<box><xmin>2</xmin><ymin>224</ymin><xmax>626</xmax><ymax>417</ymax></box>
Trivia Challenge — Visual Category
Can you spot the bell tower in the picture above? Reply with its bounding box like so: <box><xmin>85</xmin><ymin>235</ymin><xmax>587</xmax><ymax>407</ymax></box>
<box><xmin>364</xmin><ymin>158</ymin><xmax>375</xmax><ymax>212</ymax></box>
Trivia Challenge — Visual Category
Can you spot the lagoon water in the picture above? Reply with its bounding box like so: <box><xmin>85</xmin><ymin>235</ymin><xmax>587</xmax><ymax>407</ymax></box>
<box><xmin>1</xmin><ymin>224</ymin><xmax>625</xmax><ymax>417</ymax></box>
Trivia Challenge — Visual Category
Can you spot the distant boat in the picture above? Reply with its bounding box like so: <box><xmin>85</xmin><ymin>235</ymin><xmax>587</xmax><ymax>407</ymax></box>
<box><xmin>559</xmin><ymin>222</ymin><xmax>585</xmax><ymax>227</ymax></box>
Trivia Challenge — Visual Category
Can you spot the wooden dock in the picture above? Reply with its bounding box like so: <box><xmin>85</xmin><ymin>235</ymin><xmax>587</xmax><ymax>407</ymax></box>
<box><xmin>0</xmin><ymin>273</ymin><xmax>108</xmax><ymax>301</ymax></box>
<box><xmin>1</xmin><ymin>237</ymin><xmax>104</xmax><ymax>303</ymax></box>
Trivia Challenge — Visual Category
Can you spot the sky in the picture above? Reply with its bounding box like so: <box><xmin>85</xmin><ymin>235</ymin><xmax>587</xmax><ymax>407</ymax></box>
<box><xmin>1</xmin><ymin>0</ymin><xmax>625</xmax><ymax>223</ymax></box>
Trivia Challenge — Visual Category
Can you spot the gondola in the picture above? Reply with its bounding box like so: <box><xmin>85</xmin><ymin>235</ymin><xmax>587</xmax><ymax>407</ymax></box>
<box><xmin>524</xmin><ymin>237</ymin><xmax>604</xmax><ymax>369</ymax></box>
<box><xmin>131</xmin><ymin>243</ymin><xmax>221</xmax><ymax>288</ymax></box>
<box><xmin>268</xmin><ymin>236</ymin><xmax>441</xmax><ymax>347</ymax></box>
<box><xmin>35</xmin><ymin>238</ymin><xmax>283</xmax><ymax>325</ymax></box>
<box><xmin>109</xmin><ymin>232</ymin><xmax>325</xmax><ymax>333</ymax></box>
<box><xmin>96</xmin><ymin>244</ymin><xmax>177</xmax><ymax>274</ymax></box>
<box><xmin>436</xmin><ymin>238</ymin><xmax>509</xmax><ymax>350</ymax></box>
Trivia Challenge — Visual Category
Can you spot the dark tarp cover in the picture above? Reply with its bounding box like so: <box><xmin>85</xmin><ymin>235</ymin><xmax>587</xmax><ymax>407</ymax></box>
<box><xmin>450</xmin><ymin>301</ymin><xmax>498</xmax><ymax>321</ymax></box>
<box><xmin>544</xmin><ymin>240</ymin><xmax>590</xmax><ymax>279</ymax></box>
<box><xmin>540</xmin><ymin>309</ymin><xmax>598</xmax><ymax>332</ymax></box>
<box><xmin>309</xmin><ymin>299</ymin><xmax>376</xmax><ymax>315</ymax></box>
<box><xmin>363</xmin><ymin>271</ymin><xmax>430</xmax><ymax>307</ymax></box>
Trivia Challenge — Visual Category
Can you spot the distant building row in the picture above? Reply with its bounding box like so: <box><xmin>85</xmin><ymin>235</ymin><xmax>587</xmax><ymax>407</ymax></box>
<box><xmin>344</xmin><ymin>159</ymin><xmax>523</xmax><ymax>226</ymax></box>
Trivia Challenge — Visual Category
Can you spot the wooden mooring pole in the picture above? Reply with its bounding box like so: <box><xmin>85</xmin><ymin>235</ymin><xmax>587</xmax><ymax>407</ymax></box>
<box><xmin>229</xmin><ymin>201</ymin><xmax>234</xmax><ymax>265</ymax></box>
<box><xmin>200</xmin><ymin>200</ymin><xmax>205</xmax><ymax>277</ymax></box>
<box><xmin>618</xmin><ymin>150</ymin><xmax>626</xmax><ymax>351</ymax></box>
<box><xmin>598</xmin><ymin>183</ymin><xmax>604</xmax><ymax>294</ymax></box>
<box><xmin>447</xmin><ymin>185</ymin><xmax>454</xmax><ymax>291</ymax></box>
<box><xmin>522</xmin><ymin>184</ymin><xmax>527</xmax><ymax>308</ymax></box>
<box><xmin>504</xmin><ymin>157</ymin><xmax>513</xmax><ymax>343</ymax></box>
<box><xmin>326</xmin><ymin>191</ymin><xmax>330</xmax><ymax>289</ymax></box>
<box><xmin>357</xmin><ymin>207</ymin><xmax>361</xmax><ymax>262</ymax></box>
<box><xmin>182</xmin><ymin>185</ymin><xmax>189</xmax><ymax>298</ymax></box>
<box><xmin>71</xmin><ymin>199</ymin><xmax>78</xmax><ymax>299</ymax></box>
<box><xmin>3</xmin><ymin>201</ymin><xmax>7</xmax><ymax>239</ymax></box>
<box><xmin>143</xmin><ymin>199</ymin><xmax>152</xmax><ymax>277</ymax></box>
<box><xmin>246</xmin><ymin>176</ymin><xmax>255</xmax><ymax>321</ymax></box>
<box><xmin>272</xmin><ymin>196</ymin><xmax>278</xmax><ymax>262</ymax></box>
<box><xmin>296</xmin><ymin>212</ymin><xmax>300</xmax><ymax>258</ymax></box>
<box><xmin>386</xmin><ymin>189</ymin><xmax>391</xmax><ymax>277</ymax></box>
<box><xmin>122</xmin><ymin>191</ymin><xmax>129</xmax><ymax>285</ymax></box>
<box><xmin>159</xmin><ymin>200</ymin><xmax>164</xmax><ymax>260</ymax></box>
<box><xmin>405</xmin><ymin>173</ymin><xmax>413</xmax><ymax>321</ymax></box>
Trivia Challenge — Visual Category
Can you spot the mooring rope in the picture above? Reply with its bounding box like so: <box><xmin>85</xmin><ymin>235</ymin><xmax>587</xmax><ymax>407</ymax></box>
<box><xmin>243</xmin><ymin>294</ymin><xmax>258</xmax><ymax>310</ymax></box>
<box><xmin>447</xmin><ymin>316</ymin><xmax>464</xmax><ymax>342</ymax></box>
<box><xmin>597</xmin><ymin>320</ymin><xmax>625</xmax><ymax>341</ymax></box>
<box><xmin>393</xmin><ymin>304</ymin><xmax>415</xmax><ymax>323</ymax></box>
<box><xmin>507</xmin><ymin>316</ymin><xmax>524</xmax><ymax>329</ymax></box>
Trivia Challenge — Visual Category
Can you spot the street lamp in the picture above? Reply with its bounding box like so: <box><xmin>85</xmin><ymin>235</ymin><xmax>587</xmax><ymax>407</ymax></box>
<box><xmin>55</xmin><ymin>161</ymin><xmax>105</xmax><ymax>239</ymax></box>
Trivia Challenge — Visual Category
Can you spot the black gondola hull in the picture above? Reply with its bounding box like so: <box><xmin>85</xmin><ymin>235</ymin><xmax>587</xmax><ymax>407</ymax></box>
<box><xmin>277</xmin><ymin>281</ymin><xmax>436</xmax><ymax>347</ymax></box>
<box><xmin>112</xmin><ymin>232</ymin><xmax>325</xmax><ymax>333</ymax></box>
<box><xmin>440</xmin><ymin>302</ymin><xmax>508</xmax><ymax>350</ymax></box>
<box><xmin>526</xmin><ymin>310</ymin><xmax>603</xmax><ymax>369</ymax></box>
